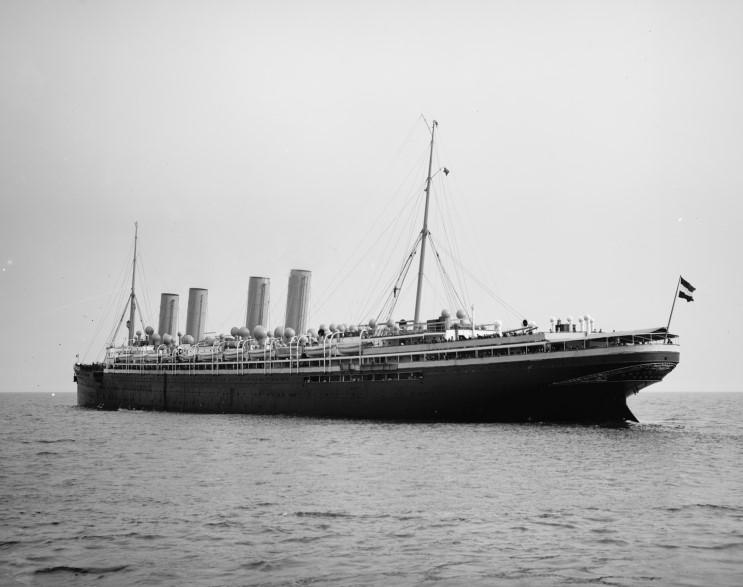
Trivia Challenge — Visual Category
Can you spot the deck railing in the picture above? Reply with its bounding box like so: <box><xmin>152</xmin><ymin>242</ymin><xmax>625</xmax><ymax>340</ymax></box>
<box><xmin>104</xmin><ymin>330</ymin><xmax>678</xmax><ymax>375</ymax></box>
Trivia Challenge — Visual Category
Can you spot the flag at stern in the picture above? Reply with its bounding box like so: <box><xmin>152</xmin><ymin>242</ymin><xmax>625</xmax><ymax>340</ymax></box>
<box><xmin>679</xmin><ymin>276</ymin><xmax>695</xmax><ymax>302</ymax></box>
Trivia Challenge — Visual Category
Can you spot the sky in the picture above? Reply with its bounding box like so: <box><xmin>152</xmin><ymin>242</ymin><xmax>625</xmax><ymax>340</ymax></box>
<box><xmin>1</xmin><ymin>0</ymin><xmax>741</xmax><ymax>392</ymax></box>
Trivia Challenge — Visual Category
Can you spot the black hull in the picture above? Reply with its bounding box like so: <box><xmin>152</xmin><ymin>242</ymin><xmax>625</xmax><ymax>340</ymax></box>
<box><xmin>76</xmin><ymin>348</ymin><xmax>678</xmax><ymax>422</ymax></box>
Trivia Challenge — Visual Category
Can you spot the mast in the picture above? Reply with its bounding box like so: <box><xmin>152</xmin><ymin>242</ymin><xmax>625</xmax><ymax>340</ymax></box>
<box><xmin>128</xmin><ymin>222</ymin><xmax>138</xmax><ymax>345</ymax></box>
<box><xmin>664</xmin><ymin>275</ymin><xmax>681</xmax><ymax>342</ymax></box>
<box><xmin>413</xmin><ymin>119</ymin><xmax>437</xmax><ymax>326</ymax></box>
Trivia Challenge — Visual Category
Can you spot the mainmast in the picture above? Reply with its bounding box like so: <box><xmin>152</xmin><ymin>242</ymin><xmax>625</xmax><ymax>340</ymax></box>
<box><xmin>413</xmin><ymin>119</ymin><xmax>437</xmax><ymax>326</ymax></box>
<box><xmin>127</xmin><ymin>222</ymin><xmax>138</xmax><ymax>345</ymax></box>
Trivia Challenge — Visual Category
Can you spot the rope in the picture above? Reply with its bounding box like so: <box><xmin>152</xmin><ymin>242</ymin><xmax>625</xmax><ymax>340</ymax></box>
<box><xmin>311</xmin><ymin>156</ymin><xmax>427</xmax><ymax>319</ymax></box>
<box><xmin>135</xmin><ymin>250</ymin><xmax>154</xmax><ymax>330</ymax></box>
<box><xmin>432</xmin><ymin>142</ymin><xmax>472</xmax><ymax>310</ymax></box>
<box><xmin>376</xmin><ymin>233</ymin><xmax>421</xmax><ymax>323</ymax></box>
<box><xmin>212</xmin><ymin>296</ymin><xmax>249</xmax><ymax>335</ymax></box>
<box><xmin>429</xmin><ymin>235</ymin><xmax>469</xmax><ymax>318</ymax></box>
<box><xmin>433</xmin><ymin>241</ymin><xmax>525</xmax><ymax>320</ymax></box>
<box><xmin>309</xmin><ymin>131</ymin><xmax>429</xmax><ymax>317</ymax></box>
<box><xmin>101</xmin><ymin>243</ymin><xmax>140</xmax><ymax>349</ymax></box>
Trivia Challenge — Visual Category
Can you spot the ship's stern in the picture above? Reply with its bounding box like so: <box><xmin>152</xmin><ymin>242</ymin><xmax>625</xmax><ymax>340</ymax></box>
<box><xmin>74</xmin><ymin>363</ymin><xmax>113</xmax><ymax>409</ymax></box>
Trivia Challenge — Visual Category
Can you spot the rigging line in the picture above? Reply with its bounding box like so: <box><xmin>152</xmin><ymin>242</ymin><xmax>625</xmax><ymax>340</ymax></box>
<box><xmin>102</xmin><ymin>291</ymin><xmax>128</xmax><ymax>350</ymax></box>
<box><xmin>366</xmin><ymin>188</ymin><xmax>427</xmax><ymax>323</ymax></box>
<box><xmin>78</xmin><ymin>285</ymin><xmax>127</xmax><ymax>361</ymax></box>
<box><xmin>438</xmin><ymin>164</ymin><xmax>478</xmax><ymax>308</ymax></box>
<box><xmin>311</xmin><ymin>142</ymin><xmax>429</xmax><ymax>314</ymax></box>
<box><xmin>427</xmin><ymin>143</ymin><xmax>458</xmax><ymax>297</ymax></box>
<box><xmin>440</xmin><ymin>256</ymin><xmax>467</xmax><ymax>317</ymax></box>
<box><xmin>434</xmin><ymin>242</ymin><xmax>525</xmax><ymax>320</ymax></box>
<box><xmin>427</xmin><ymin>237</ymin><xmax>458</xmax><ymax>314</ymax></box>
<box><xmin>342</xmin><ymin>143</ymin><xmax>430</xmax><ymax>318</ymax></box>
<box><xmin>434</xmin><ymin>150</ymin><xmax>471</xmax><ymax>309</ymax></box>
<box><xmin>95</xmin><ymin>253</ymin><xmax>132</xmax><ymax>350</ymax></box>
<box><xmin>109</xmin><ymin>295</ymin><xmax>133</xmax><ymax>346</ymax></box>
<box><xmin>432</xmin><ymin>241</ymin><xmax>461</xmax><ymax>309</ymax></box>
<box><xmin>376</xmin><ymin>259</ymin><xmax>410</xmax><ymax>323</ymax></box>
<box><xmin>320</xmin><ymin>225</ymin><xmax>406</xmax><ymax>324</ymax></box>
<box><xmin>429</xmin><ymin>236</ymin><xmax>469</xmax><ymax>317</ymax></box>
<box><xmin>439</xmin><ymin>274</ymin><xmax>458</xmax><ymax>317</ymax></box>
<box><xmin>311</xmin><ymin>168</ymin><xmax>427</xmax><ymax>317</ymax></box>
<box><xmin>442</xmin><ymin>197</ymin><xmax>471</xmax><ymax>312</ymax></box>
<box><xmin>349</xmin><ymin>188</ymin><xmax>425</xmax><ymax>322</ymax></box>
<box><xmin>372</xmin><ymin>186</ymin><xmax>426</xmax><ymax>311</ymax></box>
<box><xmin>430</xmin><ymin>240</ymin><xmax>455</xmax><ymax>309</ymax></box>
<box><xmin>108</xmin><ymin>253</ymin><xmax>139</xmax><ymax>347</ymax></box>
<box><xmin>103</xmin><ymin>239</ymin><xmax>139</xmax><ymax>347</ymax></box>
<box><xmin>388</xmin><ymin>237</ymin><xmax>420</xmax><ymax>319</ymax></box>
<box><xmin>362</xmin><ymin>198</ymin><xmax>418</xmax><ymax>302</ymax></box>
<box><xmin>82</xmin><ymin>311</ymin><xmax>112</xmax><ymax>362</ymax></box>
<box><xmin>363</xmin><ymin>265</ymin><xmax>403</xmax><ymax>322</ymax></box>
<box><xmin>365</xmin><ymin>143</ymin><xmax>429</xmax><ymax>240</ymax></box>
<box><xmin>270</xmin><ymin>285</ymin><xmax>286</xmax><ymax>331</ymax></box>
<box><xmin>366</xmin><ymin>205</ymin><xmax>424</xmax><ymax>321</ymax></box>
<box><xmin>421</xmin><ymin>113</ymin><xmax>432</xmax><ymax>134</ymax></box>
<box><xmin>365</xmin><ymin>249</ymin><xmax>407</xmax><ymax>322</ymax></box>
<box><xmin>425</xmin><ymin>179</ymin><xmax>454</xmax><ymax>279</ymax></box>
<box><xmin>375</xmin><ymin>291</ymin><xmax>395</xmax><ymax>325</ymax></box>
<box><xmin>135</xmin><ymin>295</ymin><xmax>147</xmax><ymax>337</ymax></box>
<box><xmin>379</xmin><ymin>233</ymin><xmax>421</xmax><ymax>322</ymax></box>
<box><xmin>359</xmin><ymin>230</ymin><xmax>416</xmax><ymax>323</ymax></box>
<box><xmin>422</xmin><ymin>272</ymin><xmax>446</xmax><ymax>311</ymax></box>
<box><xmin>435</xmin><ymin>165</ymin><xmax>460</xmax><ymax>277</ymax></box>
<box><xmin>213</xmin><ymin>296</ymin><xmax>247</xmax><ymax>334</ymax></box>
<box><xmin>390</xmin><ymin>115</ymin><xmax>430</xmax><ymax>168</ymax></box>
<box><xmin>135</xmin><ymin>261</ymin><xmax>151</xmax><ymax>331</ymax></box>
<box><xmin>320</xmin><ymin>121</ymin><xmax>433</xmax><ymax>322</ymax></box>
<box><xmin>361</xmin><ymin>286</ymin><xmax>389</xmax><ymax>325</ymax></box>
<box><xmin>136</xmin><ymin>250</ymin><xmax>155</xmax><ymax>329</ymax></box>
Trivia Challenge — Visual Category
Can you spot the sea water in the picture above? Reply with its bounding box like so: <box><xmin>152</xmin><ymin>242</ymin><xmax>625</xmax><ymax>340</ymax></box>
<box><xmin>1</xmin><ymin>392</ymin><xmax>741</xmax><ymax>586</ymax></box>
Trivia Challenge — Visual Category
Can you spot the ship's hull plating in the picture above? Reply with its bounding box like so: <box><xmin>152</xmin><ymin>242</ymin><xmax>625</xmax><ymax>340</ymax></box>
<box><xmin>76</xmin><ymin>347</ymin><xmax>679</xmax><ymax>422</ymax></box>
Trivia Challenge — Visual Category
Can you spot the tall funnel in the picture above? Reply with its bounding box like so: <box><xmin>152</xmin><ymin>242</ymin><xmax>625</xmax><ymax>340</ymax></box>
<box><xmin>158</xmin><ymin>293</ymin><xmax>179</xmax><ymax>337</ymax></box>
<box><xmin>185</xmin><ymin>288</ymin><xmax>208</xmax><ymax>342</ymax></box>
<box><xmin>285</xmin><ymin>269</ymin><xmax>311</xmax><ymax>334</ymax></box>
<box><xmin>246</xmin><ymin>277</ymin><xmax>270</xmax><ymax>331</ymax></box>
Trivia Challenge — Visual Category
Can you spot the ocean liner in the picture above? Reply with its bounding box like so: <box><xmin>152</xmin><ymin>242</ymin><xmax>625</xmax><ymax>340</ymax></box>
<box><xmin>75</xmin><ymin>121</ymin><xmax>680</xmax><ymax>421</ymax></box>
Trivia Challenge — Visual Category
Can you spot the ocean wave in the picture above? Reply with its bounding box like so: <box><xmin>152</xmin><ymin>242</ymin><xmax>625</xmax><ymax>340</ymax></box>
<box><xmin>687</xmin><ymin>542</ymin><xmax>743</xmax><ymax>551</ymax></box>
<box><xmin>657</xmin><ymin>503</ymin><xmax>743</xmax><ymax>515</ymax></box>
<box><xmin>34</xmin><ymin>564</ymin><xmax>127</xmax><ymax>575</ymax></box>
<box><xmin>594</xmin><ymin>537</ymin><xmax>630</xmax><ymax>546</ymax></box>
<box><xmin>280</xmin><ymin>534</ymin><xmax>334</xmax><ymax>544</ymax></box>
<box><xmin>532</xmin><ymin>520</ymin><xmax>577</xmax><ymax>529</ymax></box>
<box><xmin>76</xmin><ymin>532</ymin><xmax>164</xmax><ymax>541</ymax></box>
<box><xmin>36</xmin><ymin>439</ymin><xmax>76</xmax><ymax>444</ymax></box>
<box><xmin>294</xmin><ymin>511</ymin><xmax>353</xmax><ymax>518</ymax></box>
<box><xmin>204</xmin><ymin>520</ymin><xmax>235</xmax><ymax>528</ymax></box>
<box><xmin>240</xmin><ymin>559</ymin><xmax>283</xmax><ymax>571</ymax></box>
<box><xmin>691</xmin><ymin>503</ymin><xmax>743</xmax><ymax>513</ymax></box>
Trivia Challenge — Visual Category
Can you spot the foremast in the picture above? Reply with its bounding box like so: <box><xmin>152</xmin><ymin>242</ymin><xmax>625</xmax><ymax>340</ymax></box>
<box><xmin>128</xmin><ymin>221</ymin><xmax>139</xmax><ymax>345</ymax></box>
<box><xmin>413</xmin><ymin>119</ymin><xmax>437</xmax><ymax>327</ymax></box>
<box><xmin>109</xmin><ymin>222</ymin><xmax>142</xmax><ymax>347</ymax></box>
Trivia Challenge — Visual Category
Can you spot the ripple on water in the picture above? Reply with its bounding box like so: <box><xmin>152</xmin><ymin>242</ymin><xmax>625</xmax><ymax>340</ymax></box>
<box><xmin>0</xmin><ymin>392</ymin><xmax>742</xmax><ymax>586</ymax></box>
<box><xmin>34</xmin><ymin>565</ymin><xmax>128</xmax><ymax>575</ymax></box>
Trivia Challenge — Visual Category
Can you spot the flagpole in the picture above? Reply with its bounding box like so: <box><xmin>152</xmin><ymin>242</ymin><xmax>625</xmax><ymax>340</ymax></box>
<box><xmin>665</xmin><ymin>275</ymin><xmax>681</xmax><ymax>341</ymax></box>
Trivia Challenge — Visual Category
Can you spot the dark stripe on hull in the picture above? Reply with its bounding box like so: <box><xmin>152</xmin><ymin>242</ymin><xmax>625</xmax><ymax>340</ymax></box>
<box><xmin>77</xmin><ymin>349</ymin><xmax>678</xmax><ymax>422</ymax></box>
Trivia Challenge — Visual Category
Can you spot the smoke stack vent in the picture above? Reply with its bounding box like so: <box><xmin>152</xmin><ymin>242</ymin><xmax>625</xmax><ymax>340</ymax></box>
<box><xmin>246</xmin><ymin>277</ymin><xmax>270</xmax><ymax>332</ymax></box>
<box><xmin>185</xmin><ymin>288</ymin><xmax>208</xmax><ymax>343</ymax></box>
<box><xmin>158</xmin><ymin>293</ymin><xmax>179</xmax><ymax>338</ymax></box>
<box><xmin>284</xmin><ymin>269</ymin><xmax>311</xmax><ymax>335</ymax></box>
